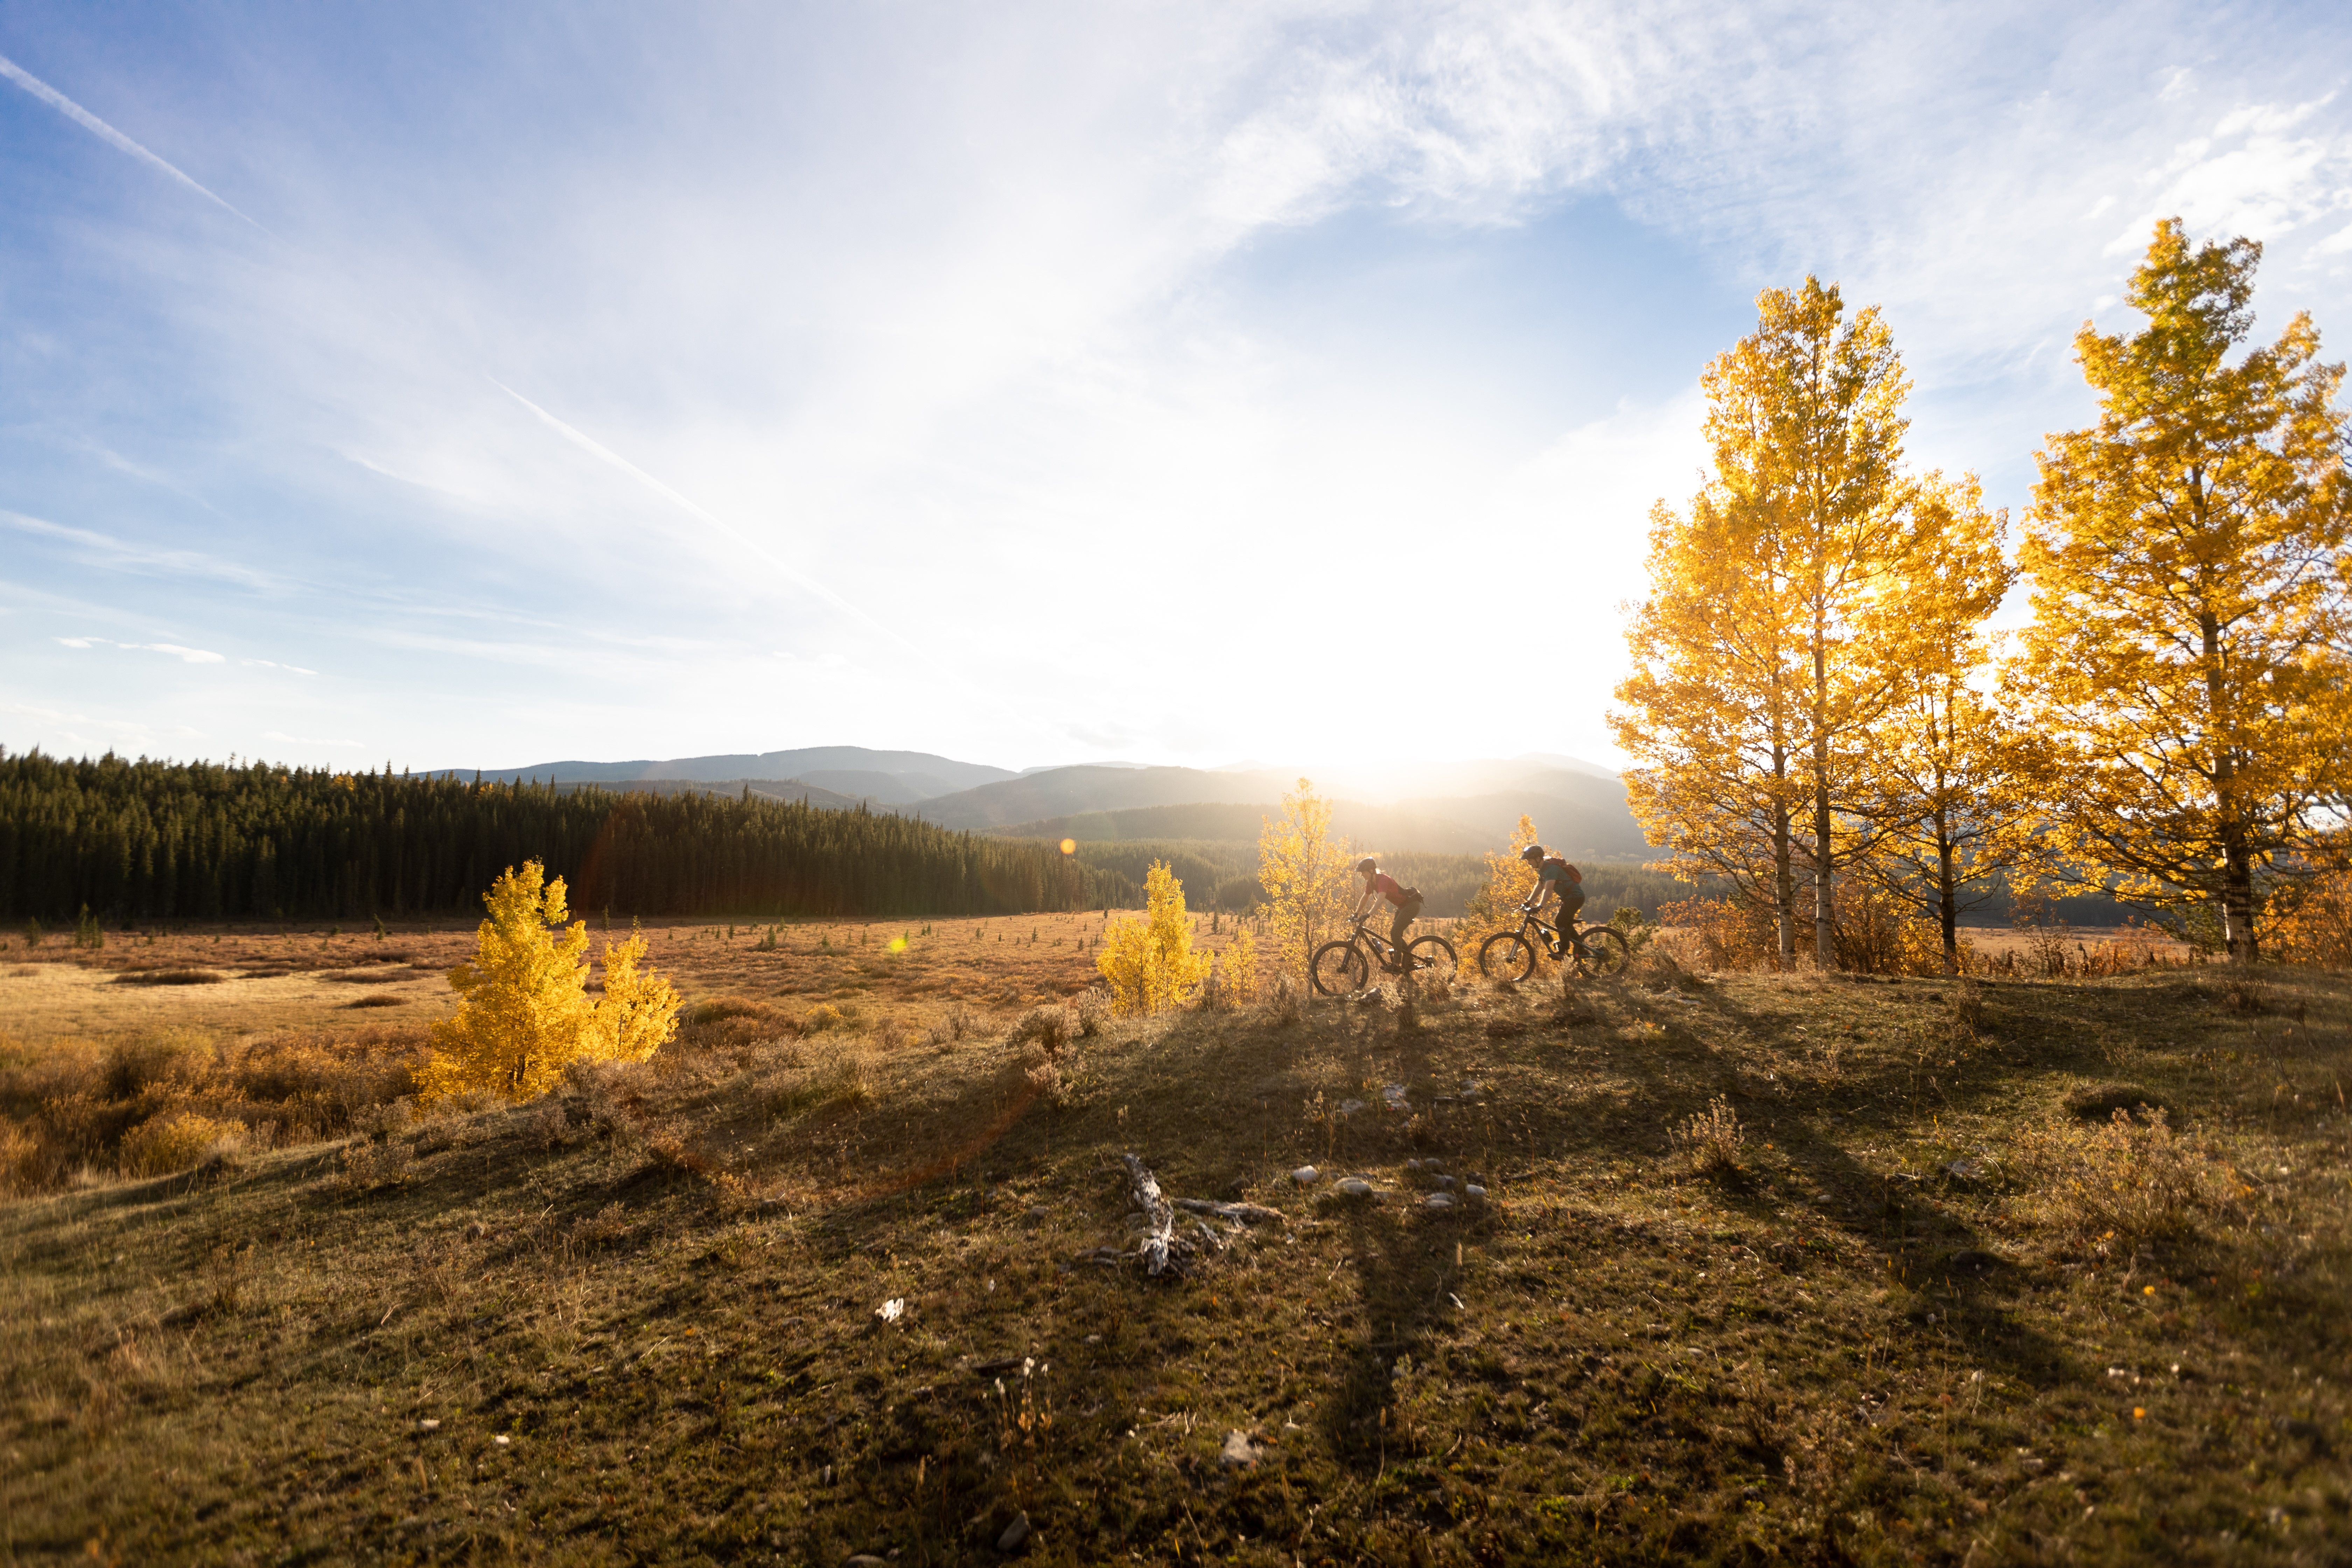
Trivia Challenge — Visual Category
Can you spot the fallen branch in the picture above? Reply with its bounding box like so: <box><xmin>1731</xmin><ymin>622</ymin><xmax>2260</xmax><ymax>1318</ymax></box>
<box><xmin>1174</xmin><ymin>1198</ymin><xmax>1289</xmax><ymax>1226</ymax></box>
<box><xmin>1122</xmin><ymin>1153</ymin><xmax>1176</xmax><ymax>1276</ymax></box>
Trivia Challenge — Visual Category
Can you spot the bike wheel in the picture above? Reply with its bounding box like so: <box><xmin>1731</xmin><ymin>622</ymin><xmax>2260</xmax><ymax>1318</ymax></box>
<box><xmin>1478</xmin><ymin>930</ymin><xmax>1537</xmax><ymax>983</ymax></box>
<box><xmin>1406</xmin><ymin>934</ymin><xmax>1458</xmax><ymax>983</ymax></box>
<box><xmin>1575</xmin><ymin>926</ymin><xmax>1631</xmax><ymax>978</ymax></box>
<box><xmin>1310</xmin><ymin>939</ymin><xmax>1370</xmax><ymax>996</ymax></box>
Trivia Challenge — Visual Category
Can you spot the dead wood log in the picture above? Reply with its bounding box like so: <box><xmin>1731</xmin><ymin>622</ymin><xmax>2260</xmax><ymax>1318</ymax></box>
<box><xmin>1173</xmin><ymin>1198</ymin><xmax>1289</xmax><ymax>1226</ymax></box>
<box><xmin>1122</xmin><ymin>1153</ymin><xmax>1176</xmax><ymax>1275</ymax></box>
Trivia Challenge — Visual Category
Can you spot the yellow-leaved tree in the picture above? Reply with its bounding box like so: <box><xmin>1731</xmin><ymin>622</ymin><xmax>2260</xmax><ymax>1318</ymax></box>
<box><xmin>1849</xmin><ymin>475</ymin><xmax>2049</xmax><ymax>973</ymax></box>
<box><xmin>1256</xmin><ymin>778</ymin><xmax>1354</xmax><ymax>981</ymax></box>
<box><xmin>1614</xmin><ymin>279</ymin><xmax>1923</xmax><ymax>965</ymax></box>
<box><xmin>417</xmin><ymin>861</ymin><xmax>681</xmax><ymax>1102</ymax></box>
<box><xmin>2015</xmin><ymin>221</ymin><xmax>2352</xmax><ymax>961</ymax></box>
<box><xmin>1097</xmin><ymin>860</ymin><xmax>1210</xmax><ymax>1015</ymax></box>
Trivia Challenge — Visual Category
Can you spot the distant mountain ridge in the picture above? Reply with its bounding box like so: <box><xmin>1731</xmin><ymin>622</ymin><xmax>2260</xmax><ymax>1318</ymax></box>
<box><xmin>453</xmin><ymin>747</ymin><xmax>1015</xmax><ymax>794</ymax></box>
<box><xmin>442</xmin><ymin>747</ymin><xmax>1648</xmax><ymax>858</ymax></box>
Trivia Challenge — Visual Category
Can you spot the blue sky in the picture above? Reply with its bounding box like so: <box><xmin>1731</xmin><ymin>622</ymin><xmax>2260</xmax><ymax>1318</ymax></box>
<box><xmin>4</xmin><ymin>1</ymin><xmax>2348</xmax><ymax>777</ymax></box>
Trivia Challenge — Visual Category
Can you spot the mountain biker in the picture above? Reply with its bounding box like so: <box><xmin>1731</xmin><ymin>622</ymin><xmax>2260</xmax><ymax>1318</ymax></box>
<box><xmin>1351</xmin><ymin>857</ymin><xmax>1423</xmax><ymax>972</ymax></box>
<box><xmin>1519</xmin><ymin>844</ymin><xmax>1585</xmax><ymax>958</ymax></box>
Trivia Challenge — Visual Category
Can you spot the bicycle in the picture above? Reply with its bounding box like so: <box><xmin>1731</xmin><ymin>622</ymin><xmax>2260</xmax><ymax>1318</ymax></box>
<box><xmin>1477</xmin><ymin>908</ymin><xmax>1630</xmax><ymax>981</ymax></box>
<box><xmin>1310</xmin><ymin>915</ymin><xmax>1459</xmax><ymax>997</ymax></box>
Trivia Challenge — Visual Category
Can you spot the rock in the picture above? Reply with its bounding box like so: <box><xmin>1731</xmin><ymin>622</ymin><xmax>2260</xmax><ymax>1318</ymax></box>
<box><xmin>1334</xmin><ymin>1178</ymin><xmax>1374</xmax><ymax>1198</ymax></box>
<box><xmin>1465</xmin><ymin>1184</ymin><xmax>1487</xmax><ymax>1200</ymax></box>
<box><xmin>416</xmin><ymin>1419</ymin><xmax>440</xmax><ymax>1432</ymax></box>
<box><xmin>876</xmin><ymin>1298</ymin><xmax>905</xmax><ymax>1324</ymax></box>
<box><xmin>1942</xmin><ymin>1158</ymin><xmax>1988</xmax><ymax>1183</ymax></box>
<box><xmin>1423</xmin><ymin>1192</ymin><xmax>1455</xmax><ymax>1209</ymax></box>
<box><xmin>1434</xmin><ymin>1174</ymin><xmax>1456</xmax><ymax>1190</ymax></box>
<box><xmin>1404</xmin><ymin>1158</ymin><xmax>1422</xmax><ymax>1171</ymax></box>
<box><xmin>1423</xmin><ymin>1158</ymin><xmax>1444</xmax><ymax>1172</ymax></box>
<box><xmin>1289</xmin><ymin>1166</ymin><xmax>1321</xmax><ymax>1185</ymax></box>
<box><xmin>1025</xmin><ymin>1204</ymin><xmax>1050</xmax><ymax>1221</ymax></box>
<box><xmin>1219</xmin><ymin>1430</ymin><xmax>1262</xmax><ymax>1468</ymax></box>
<box><xmin>844</xmin><ymin>1557</ymin><xmax>889</xmax><ymax>1567</ymax></box>
<box><xmin>997</xmin><ymin>1513</ymin><xmax>1031</xmax><ymax>1552</ymax></box>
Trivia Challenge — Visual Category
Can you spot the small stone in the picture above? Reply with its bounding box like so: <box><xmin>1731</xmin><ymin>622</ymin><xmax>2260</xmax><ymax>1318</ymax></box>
<box><xmin>1334</xmin><ymin>1178</ymin><xmax>1374</xmax><ymax>1198</ymax></box>
<box><xmin>493</xmin><ymin>1434</ymin><xmax>510</xmax><ymax>1447</ymax></box>
<box><xmin>1219</xmin><ymin>1430</ymin><xmax>1262</xmax><ymax>1468</ymax></box>
<box><xmin>1025</xmin><ymin>1205</ymin><xmax>1050</xmax><ymax>1221</ymax></box>
<box><xmin>416</xmin><ymin>1419</ymin><xmax>440</xmax><ymax>1432</ymax></box>
<box><xmin>1424</xmin><ymin>1192</ymin><xmax>1455</xmax><ymax>1209</ymax></box>
<box><xmin>1465</xmin><ymin>1184</ymin><xmax>1487</xmax><ymax>1200</ymax></box>
<box><xmin>997</xmin><ymin>1512</ymin><xmax>1031</xmax><ymax>1551</ymax></box>
<box><xmin>1423</xmin><ymin>1158</ymin><xmax>1444</xmax><ymax>1173</ymax></box>
<box><xmin>1434</xmin><ymin>1174</ymin><xmax>1456</xmax><ymax>1190</ymax></box>
<box><xmin>843</xmin><ymin>1556</ymin><xmax>889</xmax><ymax>1567</ymax></box>
<box><xmin>1404</xmin><ymin>1158</ymin><xmax>1422</xmax><ymax>1171</ymax></box>
<box><xmin>876</xmin><ymin>1298</ymin><xmax>905</xmax><ymax>1323</ymax></box>
<box><xmin>1289</xmin><ymin>1166</ymin><xmax>1321</xmax><ymax>1185</ymax></box>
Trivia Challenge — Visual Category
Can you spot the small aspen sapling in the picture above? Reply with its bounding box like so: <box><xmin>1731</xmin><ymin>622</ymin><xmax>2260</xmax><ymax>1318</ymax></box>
<box><xmin>418</xmin><ymin>861</ymin><xmax>682</xmax><ymax>1103</ymax></box>
<box><xmin>1096</xmin><ymin>860</ymin><xmax>1210</xmax><ymax>1015</ymax></box>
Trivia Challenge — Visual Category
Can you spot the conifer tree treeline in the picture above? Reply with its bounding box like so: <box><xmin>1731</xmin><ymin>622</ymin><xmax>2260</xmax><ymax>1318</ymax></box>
<box><xmin>0</xmin><ymin>751</ymin><xmax>1129</xmax><ymax>922</ymax></box>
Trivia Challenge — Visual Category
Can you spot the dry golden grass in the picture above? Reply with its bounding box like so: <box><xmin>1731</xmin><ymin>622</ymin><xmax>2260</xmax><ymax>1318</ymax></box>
<box><xmin>0</xmin><ymin>925</ymin><xmax>2347</xmax><ymax>1563</ymax></box>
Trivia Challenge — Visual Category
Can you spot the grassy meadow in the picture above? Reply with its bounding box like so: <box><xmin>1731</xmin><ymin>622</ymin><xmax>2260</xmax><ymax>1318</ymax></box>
<box><xmin>2</xmin><ymin>922</ymin><xmax>2348</xmax><ymax>1564</ymax></box>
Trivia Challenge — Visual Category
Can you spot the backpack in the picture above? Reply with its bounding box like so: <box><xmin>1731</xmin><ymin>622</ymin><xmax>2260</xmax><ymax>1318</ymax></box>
<box><xmin>1541</xmin><ymin>855</ymin><xmax>1581</xmax><ymax>886</ymax></box>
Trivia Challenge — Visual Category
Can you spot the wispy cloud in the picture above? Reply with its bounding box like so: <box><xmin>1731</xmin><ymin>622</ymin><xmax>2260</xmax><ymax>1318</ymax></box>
<box><xmin>0</xmin><ymin>50</ymin><xmax>262</xmax><ymax>227</ymax></box>
<box><xmin>3</xmin><ymin>510</ymin><xmax>279</xmax><ymax>590</ymax></box>
<box><xmin>55</xmin><ymin>635</ymin><xmax>225</xmax><ymax>664</ymax></box>
<box><xmin>241</xmin><ymin>658</ymin><xmax>318</xmax><ymax>676</ymax></box>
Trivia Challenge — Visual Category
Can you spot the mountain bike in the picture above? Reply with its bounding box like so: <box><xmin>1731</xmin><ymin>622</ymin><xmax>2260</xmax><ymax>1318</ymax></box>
<box><xmin>1309</xmin><ymin>915</ymin><xmax>1459</xmax><ymax>997</ymax></box>
<box><xmin>1477</xmin><ymin>908</ymin><xmax>1630</xmax><ymax>981</ymax></box>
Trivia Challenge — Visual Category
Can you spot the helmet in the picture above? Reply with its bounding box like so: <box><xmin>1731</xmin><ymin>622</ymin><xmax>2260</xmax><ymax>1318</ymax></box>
<box><xmin>1356</xmin><ymin>857</ymin><xmax>1378</xmax><ymax>874</ymax></box>
<box><xmin>1519</xmin><ymin>844</ymin><xmax>1546</xmax><ymax>864</ymax></box>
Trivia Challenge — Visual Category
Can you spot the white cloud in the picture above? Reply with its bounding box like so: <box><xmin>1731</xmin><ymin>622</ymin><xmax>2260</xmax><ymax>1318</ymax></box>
<box><xmin>51</xmin><ymin>634</ymin><xmax>226</xmax><ymax>663</ymax></box>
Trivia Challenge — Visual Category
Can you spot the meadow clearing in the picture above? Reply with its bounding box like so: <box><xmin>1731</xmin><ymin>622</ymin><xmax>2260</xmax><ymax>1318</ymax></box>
<box><xmin>2</xmin><ymin>916</ymin><xmax>2346</xmax><ymax>1564</ymax></box>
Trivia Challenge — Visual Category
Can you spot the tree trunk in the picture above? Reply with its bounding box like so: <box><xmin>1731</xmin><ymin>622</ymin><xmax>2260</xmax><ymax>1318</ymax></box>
<box><xmin>1811</xmin><ymin>594</ymin><xmax>1836</xmax><ymax>967</ymax></box>
<box><xmin>1935</xmin><ymin>804</ymin><xmax>1959</xmax><ymax>977</ymax></box>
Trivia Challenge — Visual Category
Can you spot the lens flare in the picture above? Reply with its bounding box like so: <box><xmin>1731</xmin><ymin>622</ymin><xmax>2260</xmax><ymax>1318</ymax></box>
<box><xmin>1059</xmin><ymin>838</ymin><xmax>1076</xmax><ymax>855</ymax></box>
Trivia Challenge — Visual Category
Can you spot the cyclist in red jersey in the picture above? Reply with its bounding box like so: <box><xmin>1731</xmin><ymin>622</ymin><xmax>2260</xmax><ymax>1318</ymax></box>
<box><xmin>1350</xmin><ymin>857</ymin><xmax>1423</xmax><ymax>972</ymax></box>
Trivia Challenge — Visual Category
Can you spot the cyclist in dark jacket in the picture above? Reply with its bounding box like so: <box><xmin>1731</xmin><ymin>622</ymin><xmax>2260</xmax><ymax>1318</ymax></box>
<box><xmin>1519</xmin><ymin>844</ymin><xmax>1585</xmax><ymax>957</ymax></box>
<box><xmin>1351</xmin><ymin>857</ymin><xmax>1423</xmax><ymax>972</ymax></box>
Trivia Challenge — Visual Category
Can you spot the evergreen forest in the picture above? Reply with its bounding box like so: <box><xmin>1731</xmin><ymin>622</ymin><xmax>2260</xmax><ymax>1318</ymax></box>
<box><xmin>0</xmin><ymin>750</ymin><xmax>1129</xmax><ymax>923</ymax></box>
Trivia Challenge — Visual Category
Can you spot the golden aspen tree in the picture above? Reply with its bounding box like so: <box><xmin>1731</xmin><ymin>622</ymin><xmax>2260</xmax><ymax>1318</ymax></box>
<box><xmin>1754</xmin><ymin>279</ymin><xmax>1920</xmax><ymax>965</ymax></box>
<box><xmin>1617</xmin><ymin>278</ymin><xmax>1919</xmax><ymax>965</ymax></box>
<box><xmin>1850</xmin><ymin>476</ymin><xmax>2047</xmax><ymax>973</ymax></box>
<box><xmin>583</xmin><ymin>927</ymin><xmax>681</xmax><ymax>1061</ymax></box>
<box><xmin>1096</xmin><ymin>860</ymin><xmax>1210</xmax><ymax>1015</ymax></box>
<box><xmin>1256</xmin><ymin>778</ymin><xmax>1354</xmax><ymax>980</ymax></box>
<box><xmin>418</xmin><ymin>861</ymin><xmax>681</xmax><ymax>1101</ymax></box>
<box><xmin>2016</xmin><ymin>221</ymin><xmax>2352</xmax><ymax>961</ymax></box>
<box><xmin>1613</xmin><ymin>483</ymin><xmax>1808</xmax><ymax>962</ymax></box>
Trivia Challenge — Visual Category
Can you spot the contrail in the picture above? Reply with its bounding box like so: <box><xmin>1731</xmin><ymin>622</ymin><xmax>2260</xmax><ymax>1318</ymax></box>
<box><xmin>0</xmin><ymin>51</ymin><xmax>261</xmax><ymax>228</ymax></box>
<box><xmin>490</xmin><ymin>380</ymin><xmax>913</xmax><ymax>654</ymax></box>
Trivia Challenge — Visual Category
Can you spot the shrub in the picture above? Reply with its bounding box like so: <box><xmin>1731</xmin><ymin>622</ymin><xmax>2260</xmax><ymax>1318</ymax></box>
<box><xmin>1670</xmin><ymin>1096</ymin><xmax>1745</xmax><ymax>1176</ymax></box>
<box><xmin>335</xmin><ymin>1136</ymin><xmax>416</xmax><ymax>1192</ymax></box>
<box><xmin>110</xmin><ymin>969</ymin><xmax>227</xmax><ymax>986</ymax></box>
<box><xmin>120</xmin><ymin>1111</ymin><xmax>244</xmax><ymax>1177</ymax></box>
<box><xmin>1658</xmin><ymin>896</ymin><xmax>1779</xmax><ymax>972</ymax></box>
<box><xmin>1097</xmin><ymin>861</ymin><xmax>1211</xmax><ymax>1015</ymax></box>
<box><xmin>1008</xmin><ymin>1005</ymin><xmax>1077</xmax><ymax>1056</ymax></box>
<box><xmin>2010</xmin><ymin>1105</ymin><xmax>2218</xmax><ymax>1244</ymax></box>
<box><xmin>802</xmin><ymin>1003</ymin><xmax>846</xmax><ymax>1033</ymax></box>
<box><xmin>415</xmin><ymin>864</ymin><xmax>680</xmax><ymax>1104</ymax></box>
<box><xmin>1073</xmin><ymin>991</ymin><xmax>1111</xmax><ymax>1038</ymax></box>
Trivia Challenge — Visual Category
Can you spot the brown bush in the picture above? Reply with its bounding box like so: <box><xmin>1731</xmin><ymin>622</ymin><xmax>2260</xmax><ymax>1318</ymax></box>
<box><xmin>1669</xmin><ymin>1096</ymin><xmax>1745</xmax><ymax>1176</ymax></box>
<box><xmin>2010</xmin><ymin>1104</ymin><xmax>2219</xmax><ymax>1245</ymax></box>
<box><xmin>1008</xmin><ymin>1004</ymin><xmax>1077</xmax><ymax>1056</ymax></box>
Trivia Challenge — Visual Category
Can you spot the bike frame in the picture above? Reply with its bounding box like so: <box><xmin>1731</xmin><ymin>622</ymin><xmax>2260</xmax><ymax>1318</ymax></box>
<box><xmin>1344</xmin><ymin>913</ymin><xmax>1436</xmax><ymax>972</ymax></box>
<box><xmin>1505</xmin><ymin>908</ymin><xmax>1598</xmax><ymax>961</ymax></box>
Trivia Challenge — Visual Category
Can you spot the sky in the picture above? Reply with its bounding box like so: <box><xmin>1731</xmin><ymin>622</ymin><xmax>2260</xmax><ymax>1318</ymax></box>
<box><xmin>3</xmin><ymin>1</ymin><xmax>2349</xmax><ymax>779</ymax></box>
